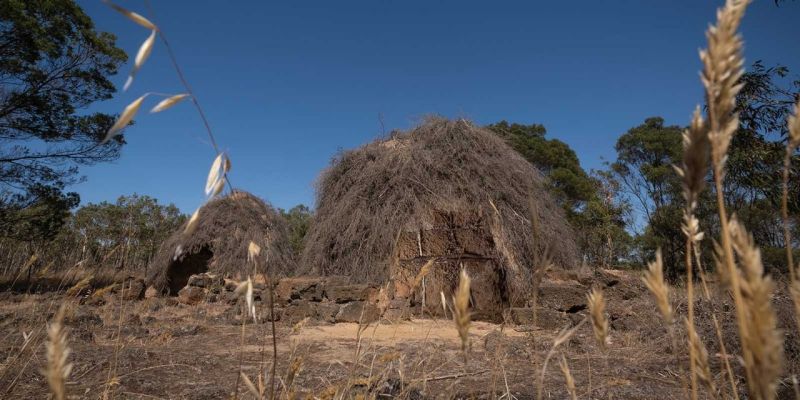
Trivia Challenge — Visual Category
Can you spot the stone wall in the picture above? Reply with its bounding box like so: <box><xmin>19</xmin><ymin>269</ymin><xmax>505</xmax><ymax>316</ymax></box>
<box><xmin>169</xmin><ymin>269</ymin><xmax>629</xmax><ymax>331</ymax></box>
<box><xmin>176</xmin><ymin>274</ymin><xmax>385</xmax><ymax>324</ymax></box>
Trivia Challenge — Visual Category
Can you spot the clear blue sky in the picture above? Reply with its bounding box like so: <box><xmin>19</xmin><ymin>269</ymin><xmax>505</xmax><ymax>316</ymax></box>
<box><xmin>75</xmin><ymin>0</ymin><xmax>800</xmax><ymax>213</ymax></box>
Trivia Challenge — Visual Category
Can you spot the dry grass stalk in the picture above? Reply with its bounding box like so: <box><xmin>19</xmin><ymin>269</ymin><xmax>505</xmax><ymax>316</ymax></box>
<box><xmin>410</xmin><ymin>259</ymin><xmax>435</xmax><ymax>294</ymax></box>
<box><xmin>712</xmin><ymin>315</ymin><xmax>740</xmax><ymax>400</ymax></box>
<box><xmin>703</xmin><ymin>0</ymin><xmax>748</xmax><ymax>173</ymax></box>
<box><xmin>558</xmin><ymin>354</ymin><xmax>578</xmax><ymax>400</ymax></box>
<box><xmin>46</xmin><ymin>305</ymin><xmax>72</xmax><ymax>400</ymax></box>
<box><xmin>285</xmin><ymin>356</ymin><xmax>303</xmax><ymax>392</ymax></box>
<box><xmin>729</xmin><ymin>218</ymin><xmax>783</xmax><ymax>399</ymax></box>
<box><xmin>453</xmin><ymin>268</ymin><xmax>471</xmax><ymax>357</ymax></box>
<box><xmin>793</xmin><ymin>376</ymin><xmax>800</xmax><ymax>400</ymax></box>
<box><xmin>678</xmin><ymin>93</ymin><xmax>709</xmax><ymax>400</ymax></box>
<box><xmin>703</xmin><ymin>0</ymin><xmax>748</xmax><ymax>282</ymax></box>
<box><xmin>792</xmin><ymin>282</ymin><xmax>800</xmax><ymax>336</ymax></box>
<box><xmin>686</xmin><ymin>318</ymin><xmax>716</xmax><ymax>398</ymax></box>
<box><xmin>240</xmin><ymin>372</ymin><xmax>261</xmax><ymax>398</ymax></box>
<box><xmin>782</xmin><ymin>99</ymin><xmax>800</xmax><ymax>284</ymax></box>
<box><xmin>643</xmin><ymin>249</ymin><xmax>686</xmax><ymax>395</ymax></box>
<box><xmin>234</xmin><ymin>277</ymin><xmax>257</xmax><ymax>323</ymax></box>
<box><xmin>692</xmin><ymin>242</ymin><xmax>712</xmax><ymax>300</ymax></box>
<box><xmin>65</xmin><ymin>275</ymin><xmax>93</xmax><ymax>297</ymax></box>
<box><xmin>104</xmin><ymin>0</ymin><xmax>237</xmax><ymax>263</ymax></box>
<box><xmin>697</xmin><ymin>2</ymin><xmax>776</xmax><ymax>398</ymax></box>
<box><xmin>439</xmin><ymin>291</ymin><xmax>448</xmax><ymax>319</ymax></box>
<box><xmin>537</xmin><ymin>319</ymin><xmax>585</xmax><ymax>400</ymax></box>
<box><xmin>246</xmin><ymin>238</ymin><xmax>277</xmax><ymax>400</ymax></box>
<box><xmin>587</xmin><ymin>288</ymin><xmax>609</xmax><ymax>351</ymax></box>
<box><xmin>642</xmin><ymin>250</ymin><xmax>673</xmax><ymax>325</ymax></box>
<box><xmin>528</xmin><ymin>197</ymin><xmax>551</xmax><ymax>326</ymax></box>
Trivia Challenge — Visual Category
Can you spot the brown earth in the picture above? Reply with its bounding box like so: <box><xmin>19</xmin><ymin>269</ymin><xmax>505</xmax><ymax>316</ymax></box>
<box><xmin>0</xmin><ymin>268</ymin><xmax>797</xmax><ymax>399</ymax></box>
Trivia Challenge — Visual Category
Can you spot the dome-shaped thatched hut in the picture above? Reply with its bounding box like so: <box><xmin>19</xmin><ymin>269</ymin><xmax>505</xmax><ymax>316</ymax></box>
<box><xmin>147</xmin><ymin>191</ymin><xmax>296</xmax><ymax>294</ymax></box>
<box><xmin>301</xmin><ymin>117</ymin><xmax>578</xmax><ymax>319</ymax></box>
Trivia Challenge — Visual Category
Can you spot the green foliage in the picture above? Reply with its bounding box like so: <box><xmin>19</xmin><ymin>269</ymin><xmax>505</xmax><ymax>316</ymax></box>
<box><xmin>487</xmin><ymin>121</ymin><xmax>631</xmax><ymax>267</ymax></box>
<box><xmin>486</xmin><ymin>121</ymin><xmax>596</xmax><ymax>211</ymax></box>
<box><xmin>68</xmin><ymin>194</ymin><xmax>186</xmax><ymax>272</ymax></box>
<box><xmin>0</xmin><ymin>0</ymin><xmax>128</xmax><ymax>238</ymax></box>
<box><xmin>609</xmin><ymin>62</ymin><xmax>800</xmax><ymax>276</ymax></box>
<box><xmin>574</xmin><ymin>170</ymin><xmax>633</xmax><ymax>267</ymax></box>
<box><xmin>0</xmin><ymin>185</ymin><xmax>79</xmax><ymax>243</ymax></box>
<box><xmin>612</xmin><ymin>117</ymin><xmax>683</xmax><ymax>214</ymax></box>
<box><xmin>280</xmin><ymin>204</ymin><xmax>312</xmax><ymax>256</ymax></box>
<box><xmin>0</xmin><ymin>194</ymin><xmax>185</xmax><ymax>279</ymax></box>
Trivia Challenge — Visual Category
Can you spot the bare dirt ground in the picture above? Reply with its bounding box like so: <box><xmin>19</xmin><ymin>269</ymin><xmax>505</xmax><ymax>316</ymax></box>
<box><xmin>0</xmin><ymin>269</ymin><xmax>796</xmax><ymax>399</ymax></box>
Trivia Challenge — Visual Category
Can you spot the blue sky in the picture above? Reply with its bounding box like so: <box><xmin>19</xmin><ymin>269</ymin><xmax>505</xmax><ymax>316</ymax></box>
<box><xmin>75</xmin><ymin>1</ymin><xmax>800</xmax><ymax>213</ymax></box>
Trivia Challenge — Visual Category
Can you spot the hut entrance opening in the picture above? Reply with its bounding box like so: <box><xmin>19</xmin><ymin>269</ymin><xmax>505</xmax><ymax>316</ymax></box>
<box><xmin>166</xmin><ymin>246</ymin><xmax>213</xmax><ymax>294</ymax></box>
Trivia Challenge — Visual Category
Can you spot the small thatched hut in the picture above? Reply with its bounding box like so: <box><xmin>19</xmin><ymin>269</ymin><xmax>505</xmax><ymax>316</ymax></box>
<box><xmin>301</xmin><ymin>117</ymin><xmax>578</xmax><ymax>319</ymax></box>
<box><xmin>147</xmin><ymin>191</ymin><xmax>296</xmax><ymax>294</ymax></box>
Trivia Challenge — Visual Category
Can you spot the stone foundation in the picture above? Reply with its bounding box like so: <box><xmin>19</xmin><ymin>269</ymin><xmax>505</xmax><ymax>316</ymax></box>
<box><xmin>168</xmin><ymin>271</ymin><xmax>595</xmax><ymax>330</ymax></box>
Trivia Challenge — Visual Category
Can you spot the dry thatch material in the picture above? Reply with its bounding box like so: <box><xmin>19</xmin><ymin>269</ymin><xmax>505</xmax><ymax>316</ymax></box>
<box><xmin>147</xmin><ymin>191</ymin><xmax>296</xmax><ymax>294</ymax></box>
<box><xmin>301</xmin><ymin>117</ymin><xmax>578</xmax><ymax>300</ymax></box>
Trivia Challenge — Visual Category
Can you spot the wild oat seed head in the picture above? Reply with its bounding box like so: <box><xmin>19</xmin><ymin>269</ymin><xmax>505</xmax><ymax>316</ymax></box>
<box><xmin>453</xmin><ymin>268</ymin><xmax>471</xmax><ymax>354</ymax></box>
<box><xmin>205</xmin><ymin>154</ymin><xmax>226</xmax><ymax>196</ymax></box>
<box><xmin>558</xmin><ymin>354</ymin><xmax>578</xmax><ymax>400</ymax></box>
<box><xmin>210</xmin><ymin>177</ymin><xmax>225</xmax><ymax>198</ymax></box>
<box><xmin>587</xmin><ymin>287</ymin><xmax>610</xmax><ymax>350</ymax></box>
<box><xmin>247</xmin><ymin>241</ymin><xmax>261</xmax><ymax>263</ymax></box>
<box><xmin>711</xmin><ymin>238</ymin><xmax>733</xmax><ymax>287</ymax></box>
<box><xmin>292</xmin><ymin>317</ymin><xmax>310</xmax><ymax>334</ymax></box>
<box><xmin>728</xmin><ymin>217</ymin><xmax>763</xmax><ymax>281</ymax></box>
<box><xmin>642</xmin><ymin>249</ymin><xmax>673</xmax><ymax>325</ymax></box>
<box><xmin>682</xmin><ymin>212</ymin><xmax>705</xmax><ymax>245</ymax></box>
<box><xmin>728</xmin><ymin>217</ymin><xmax>783</xmax><ymax>400</ymax></box>
<box><xmin>105</xmin><ymin>1</ymin><xmax>157</xmax><ymax>30</ymax></box>
<box><xmin>411</xmin><ymin>259</ymin><xmax>435</xmax><ymax>292</ymax></box>
<box><xmin>184</xmin><ymin>207</ymin><xmax>201</xmax><ymax>235</ymax></box>
<box><xmin>124</xmin><ymin>29</ymin><xmax>156</xmax><ymax>91</ymax></box>
<box><xmin>46</xmin><ymin>306</ymin><xmax>72</xmax><ymax>400</ymax></box>
<box><xmin>701</xmin><ymin>0</ymin><xmax>749</xmax><ymax>171</ymax></box>
<box><xmin>103</xmin><ymin>94</ymin><xmax>148</xmax><ymax>143</ymax></box>
<box><xmin>234</xmin><ymin>277</ymin><xmax>256</xmax><ymax>322</ymax></box>
<box><xmin>286</xmin><ymin>356</ymin><xmax>303</xmax><ymax>388</ymax></box>
<box><xmin>678</xmin><ymin>106</ymin><xmax>710</xmax><ymax>209</ymax></box>
<box><xmin>439</xmin><ymin>290</ymin><xmax>448</xmax><ymax>317</ymax></box>
<box><xmin>686</xmin><ymin>318</ymin><xmax>716</xmax><ymax>395</ymax></box>
<box><xmin>150</xmin><ymin>93</ymin><xmax>189</xmax><ymax>113</ymax></box>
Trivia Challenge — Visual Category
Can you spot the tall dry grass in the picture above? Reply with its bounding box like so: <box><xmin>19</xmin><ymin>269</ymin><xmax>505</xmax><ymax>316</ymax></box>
<box><xmin>45</xmin><ymin>305</ymin><xmax>71</xmax><ymax>400</ymax></box>
<box><xmin>648</xmin><ymin>1</ymin><xmax>788</xmax><ymax>399</ymax></box>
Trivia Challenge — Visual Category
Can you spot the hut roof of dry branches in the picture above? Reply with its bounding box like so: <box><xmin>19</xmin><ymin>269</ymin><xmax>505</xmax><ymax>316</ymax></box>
<box><xmin>301</xmin><ymin>117</ymin><xmax>578</xmax><ymax>290</ymax></box>
<box><xmin>147</xmin><ymin>191</ymin><xmax>296</xmax><ymax>292</ymax></box>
